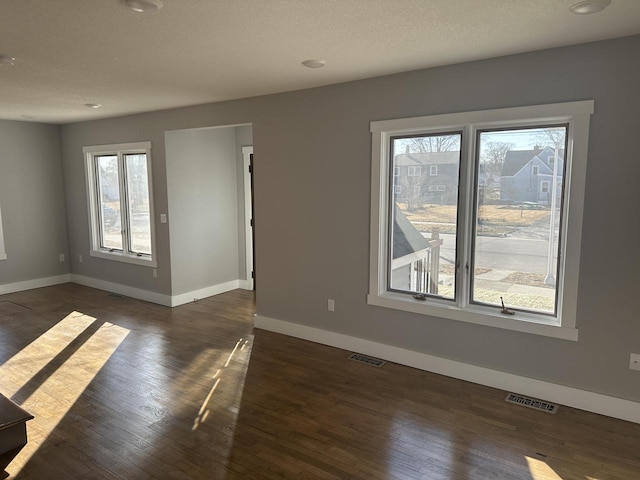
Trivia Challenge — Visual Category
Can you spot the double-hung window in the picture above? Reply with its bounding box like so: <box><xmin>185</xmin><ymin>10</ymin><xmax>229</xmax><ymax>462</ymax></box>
<box><xmin>369</xmin><ymin>102</ymin><xmax>593</xmax><ymax>340</ymax></box>
<box><xmin>84</xmin><ymin>142</ymin><xmax>157</xmax><ymax>267</ymax></box>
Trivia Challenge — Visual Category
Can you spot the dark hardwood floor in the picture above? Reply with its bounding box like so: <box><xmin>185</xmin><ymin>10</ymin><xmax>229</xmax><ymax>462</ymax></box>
<box><xmin>0</xmin><ymin>283</ymin><xmax>639</xmax><ymax>479</ymax></box>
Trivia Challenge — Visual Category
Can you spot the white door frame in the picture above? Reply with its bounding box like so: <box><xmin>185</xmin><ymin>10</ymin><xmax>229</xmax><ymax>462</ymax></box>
<box><xmin>242</xmin><ymin>146</ymin><xmax>254</xmax><ymax>290</ymax></box>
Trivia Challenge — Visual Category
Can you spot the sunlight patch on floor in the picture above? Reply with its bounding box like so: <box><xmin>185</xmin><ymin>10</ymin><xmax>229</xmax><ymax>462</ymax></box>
<box><xmin>192</xmin><ymin>337</ymin><xmax>249</xmax><ymax>431</ymax></box>
<box><xmin>0</xmin><ymin>311</ymin><xmax>96</xmax><ymax>392</ymax></box>
<box><xmin>0</xmin><ymin>312</ymin><xmax>129</xmax><ymax>477</ymax></box>
<box><xmin>526</xmin><ymin>456</ymin><xmax>564</xmax><ymax>480</ymax></box>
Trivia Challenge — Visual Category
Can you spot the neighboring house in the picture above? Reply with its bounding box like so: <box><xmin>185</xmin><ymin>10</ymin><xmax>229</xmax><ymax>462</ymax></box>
<box><xmin>393</xmin><ymin>151</ymin><xmax>459</xmax><ymax>206</ymax></box>
<box><xmin>500</xmin><ymin>146</ymin><xmax>564</xmax><ymax>205</ymax></box>
<box><xmin>390</xmin><ymin>206</ymin><xmax>439</xmax><ymax>294</ymax></box>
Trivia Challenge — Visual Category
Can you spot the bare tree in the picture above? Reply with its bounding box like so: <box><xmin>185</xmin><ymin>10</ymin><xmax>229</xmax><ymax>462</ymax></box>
<box><xmin>408</xmin><ymin>135</ymin><xmax>460</xmax><ymax>153</ymax></box>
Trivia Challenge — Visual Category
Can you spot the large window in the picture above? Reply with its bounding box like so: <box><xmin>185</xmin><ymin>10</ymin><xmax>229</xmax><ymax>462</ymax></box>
<box><xmin>369</xmin><ymin>102</ymin><xmax>593</xmax><ymax>340</ymax></box>
<box><xmin>0</xmin><ymin>206</ymin><xmax>6</xmax><ymax>260</ymax></box>
<box><xmin>83</xmin><ymin>142</ymin><xmax>156</xmax><ymax>267</ymax></box>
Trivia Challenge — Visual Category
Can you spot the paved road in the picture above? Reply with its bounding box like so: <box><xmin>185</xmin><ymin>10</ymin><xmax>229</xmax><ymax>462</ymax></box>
<box><xmin>432</xmin><ymin>233</ymin><xmax>558</xmax><ymax>274</ymax></box>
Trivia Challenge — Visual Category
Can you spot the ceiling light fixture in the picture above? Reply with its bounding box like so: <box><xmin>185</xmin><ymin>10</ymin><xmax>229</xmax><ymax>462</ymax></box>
<box><xmin>121</xmin><ymin>0</ymin><xmax>163</xmax><ymax>13</ymax></box>
<box><xmin>569</xmin><ymin>0</ymin><xmax>612</xmax><ymax>15</ymax></box>
<box><xmin>302</xmin><ymin>59</ymin><xmax>326</xmax><ymax>69</ymax></box>
<box><xmin>0</xmin><ymin>55</ymin><xmax>16</xmax><ymax>66</ymax></box>
<box><xmin>20</xmin><ymin>114</ymin><xmax>37</xmax><ymax>120</ymax></box>
<box><xmin>85</xmin><ymin>103</ymin><xmax>102</xmax><ymax>109</ymax></box>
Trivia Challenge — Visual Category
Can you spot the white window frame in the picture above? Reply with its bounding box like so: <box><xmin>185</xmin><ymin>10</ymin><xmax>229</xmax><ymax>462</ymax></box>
<box><xmin>0</xmin><ymin>206</ymin><xmax>6</xmax><ymax>260</ymax></box>
<box><xmin>532</xmin><ymin>165</ymin><xmax>539</xmax><ymax>175</ymax></box>
<box><xmin>369</xmin><ymin>101</ymin><xmax>593</xmax><ymax>341</ymax></box>
<box><xmin>394</xmin><ymin>185</ymin><xmax>401</xmax><ymax>194</ymax></box>
<box><xmin>408</xmin><ymin>166</ymin><xmax>421</xmax><ymax>176</ymax></box>
<box><xmin>83</xmin><ymin>142</ymin><xmax>157</xmax><ymax>268</ymax></box>
<box><xmin>430</xmin><ymin>165</ymin><xmax>438</xmax><ymax>176</ymax></box>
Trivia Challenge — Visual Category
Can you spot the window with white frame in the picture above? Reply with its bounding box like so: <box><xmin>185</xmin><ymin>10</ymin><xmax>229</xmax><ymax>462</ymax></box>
<box><xmin>369</xmin><ymin>101</ymin><xmax>593</xmax><ymax>340</ymax></box>
<box><xmin>0</xmin><ymin>205</ymin><xmax>6</xmax><ymax>260</ymax></box>
<box><xmin>430</xmin><ymin>165</ymin><xmax>438</xmax><ymax>176</ymax></box>
<box><xmin>408</xmin><ymin>166</ymin><xmax>421</xmax><ymax>176</ymax></box>
<box><xmin>83</xmin><ymin>142</ymin><xmax>156</xmax><ymax>267</ymax></box>
<box><xmin>532</xmin><ymin>165</ymin><xmax>539</xmax><ymax>175</ymax></box>
<box><xmin>394</xmin><ymin>185</ymin><xmax>401</xmax><ymax>194</ymax></box>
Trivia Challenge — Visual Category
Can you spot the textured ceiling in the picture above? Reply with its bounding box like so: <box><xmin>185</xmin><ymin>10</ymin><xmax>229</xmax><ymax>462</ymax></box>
<box><xmin>1</xmin><ymin>0</ymin><xmax>639</xmax><ymax>124</ymax></box>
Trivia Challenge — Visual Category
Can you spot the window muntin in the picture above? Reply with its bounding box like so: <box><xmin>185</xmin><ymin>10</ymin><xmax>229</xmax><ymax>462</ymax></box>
<box><xmin>84</xmin><ymin>143</ymin><xmax>156</xmax><ymax>267</ymax></box>
<box><xmin>472</xmin><ymin>126</ymin><xmax>567</xmax><ymax>317</ymax></box>
<box><xmin>388</xmin><ymin>133</ymin><xmax>462</xmax><ymax>300</ymax></box>
<box><xmin>369</xmin><ymin>101</ymin><xmax>593</xmax><ymax>340</ymax></box>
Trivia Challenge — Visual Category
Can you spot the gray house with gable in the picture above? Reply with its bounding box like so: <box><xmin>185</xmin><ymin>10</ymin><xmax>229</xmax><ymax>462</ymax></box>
<box><xmin>500</xmin><ymin>146</ymin><xmax>564</xmax><ymax>205</ymax></box>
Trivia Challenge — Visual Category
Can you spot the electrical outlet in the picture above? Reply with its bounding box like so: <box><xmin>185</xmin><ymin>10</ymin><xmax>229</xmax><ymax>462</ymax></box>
<box><xmin>59</xmin><ymin>253</ymin><xmax>65</xmax><ymax>262</ymax></box>
<box><xmin>160</xmin><ymin>213</ymin><xmax>167</xmax><ymax>223</ymax></box>
<box><xmin>630</xmin><ymin>353</ymin><xmax>640</xmax><ymax>371</ymax></box>
<box><xmin>328</xmin><ymin>299</ymin><xmax>335</xmax><ymax>312</ymax></box>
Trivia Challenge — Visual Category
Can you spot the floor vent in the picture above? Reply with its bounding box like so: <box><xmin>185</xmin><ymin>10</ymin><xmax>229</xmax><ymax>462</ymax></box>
<box><xmin>348</xmin><ymin>353</ymin><xmax>386</xmax><ymax>367</ymax></box>
<box><xmin>505</xmin><ymin>393</ymin><xmax>558</xmax><ymax>414</ymax></box>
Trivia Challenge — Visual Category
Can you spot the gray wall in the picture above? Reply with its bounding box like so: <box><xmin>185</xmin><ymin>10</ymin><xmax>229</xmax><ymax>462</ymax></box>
<box><xmin>165</xmin><ymin>126</ymin><xmax>243</xmax><ymax>295</ymax></box>
<box><xmin>0</xmin><ymin>120</ymin><xmax>69</xmax><ymax>285</ymax></box>
<box><xmin>59</xmin><ymin>35</ymin><xmax>640</xmax><ymax>402</ymax></box>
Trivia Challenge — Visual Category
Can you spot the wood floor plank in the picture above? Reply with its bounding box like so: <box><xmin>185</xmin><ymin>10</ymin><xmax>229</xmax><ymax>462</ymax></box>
<box><xmin>0</xmin><ymin>283</ymin><xmax>639</xmax><ymax>479</ymax></box>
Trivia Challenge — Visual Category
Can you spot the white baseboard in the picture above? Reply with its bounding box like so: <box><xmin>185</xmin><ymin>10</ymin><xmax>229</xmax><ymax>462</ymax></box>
<box><xmin>238</xmin><ymin>279</ymin><xmax>254</xmax><ymax>291</ymax></box>
<box><xmin>254</xmin><ymin>315</ymin><xmax>640</xmax><ymax>425</ymax></box>
<box><xmin>171</xmin><ymin>280</ymin><xmax>241</xmax><ymax>307</ymax></box>
<box><xmin>0</xmin><ymin>274</ymin><xmax>71</xmax><ymax>296</ymax></box>
<box><xmin>71</xmin><ymin>274</ymin><xmax>172</xmax><ymax>306</ymax></box>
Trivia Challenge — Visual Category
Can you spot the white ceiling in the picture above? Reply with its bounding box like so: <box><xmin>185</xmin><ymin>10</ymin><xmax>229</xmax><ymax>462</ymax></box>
<box><xmin>1</xmin><ymin>0</ymin><xmax>639</xmax><ymax>124</ymax></box>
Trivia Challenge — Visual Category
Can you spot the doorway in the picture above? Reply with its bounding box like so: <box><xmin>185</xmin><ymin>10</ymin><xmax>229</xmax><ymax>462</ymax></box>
<box><xmin>242</xmin><ymin>146</ymin><xmax>255</xmax><ymax>290</ymax></box>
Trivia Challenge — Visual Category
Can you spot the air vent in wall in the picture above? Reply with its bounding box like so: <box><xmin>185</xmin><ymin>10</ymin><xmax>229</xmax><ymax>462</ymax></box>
<box><xmin>505</xmin><ymin>393</ymin><xmax>558</xmax><ymax>414</ymax></box>
<box><xmin>348</xmin><ymin>353</ymin><xmax>386</xmax><ymax>367</ymax></box>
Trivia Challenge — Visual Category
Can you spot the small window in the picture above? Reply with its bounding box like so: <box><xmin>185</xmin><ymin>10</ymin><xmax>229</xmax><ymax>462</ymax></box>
<box><xmin>83</xmin><ymin>142</ymin><xmax>156</xmax><ymax>267</ymax></box>
<box><xmin>394</xmin><ymin>167</ymin><xmax>400</xmax><ymax>177</ymax></box>
<box><xmin>394</xmin><ymin>185</ymin><xmax>401</xmax><ymax>194</ymax></box>
<box><xmin>430</xmin><ymin>165</ymin><xmax>438</xmax><ymax>176</ymax></box>
<box><xmin>532</xmin><ymin>165</ymin><xmax>539</xmax><ymax>175</ymax></box>
<box><xmin>0</xmin><ymin>205</ymin><xmax>6</xmax><ymax>261</ymax></box>
<box><xmin>541</xmin><ymin>181</ymin><xmax>550</xmax><ymax>193</ymax></box>
<box><xmin>408</xmin><ymin>166</ymin><xmax>422</xmax><ymax>176</ymax></box>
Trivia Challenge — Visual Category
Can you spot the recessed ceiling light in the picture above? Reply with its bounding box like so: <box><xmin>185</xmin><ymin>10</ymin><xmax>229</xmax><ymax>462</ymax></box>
<box><xmin>121</xmin><ymin>0</ymin><xmax>163</xmax><ymax>13</ymax></box>
<box><xmin>85</xmin><ymin>103</ymin><xmax>102</xmax><ymax>109</ymax></box>
<box><xmin>302</xmin><ymin>59</ymin><xmax>326</xmax><ymax>69</ymax></box>
<box><xmin>0</xmin><ymin>55</ymin><xmax>16</xmax><ymax>66</ymax></box>
<box><xmin>569</xmin><ymin>0</ymin><xmax>612</xmax><ymax>15</ymax></box>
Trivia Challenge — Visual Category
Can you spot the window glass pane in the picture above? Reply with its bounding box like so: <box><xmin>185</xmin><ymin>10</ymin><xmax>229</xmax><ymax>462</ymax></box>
<box><xmin>473</xmin><ymin>126</ymin><xmax>567</xmax><ymax>314</ymax></box>
<box><xmin>124</xmin><ymin>154</ymin><xmax>152</xmax><ymax>255</ymax></box>
<box><xmin>389</xmin><ymin>133</ymin><xmax>462</xmax><ymax>299</ymax></box>
<box><xmin>96</xmin><ymin>155</ymin><xmax>123</xmax><ymax>251</ymax></box>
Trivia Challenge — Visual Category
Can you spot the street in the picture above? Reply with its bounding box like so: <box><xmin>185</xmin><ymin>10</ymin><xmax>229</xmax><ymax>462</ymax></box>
<box><xmin>433</xmin><ymin>233</ymin><xmax>558</xmax><ymax>274</ymax></box>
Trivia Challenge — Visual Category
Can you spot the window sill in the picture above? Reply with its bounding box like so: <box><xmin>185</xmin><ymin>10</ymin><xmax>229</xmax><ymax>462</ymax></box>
<box><xmin>90</xmin><ymin>249</ymin><xmax>156</xmax><ymax>268</ymax></box>
<box><xmin>367</xmin><ymin>292</ymin><xmax>578</xmax><ymax>341</ymax></box>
